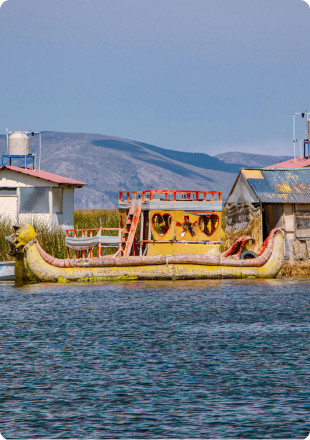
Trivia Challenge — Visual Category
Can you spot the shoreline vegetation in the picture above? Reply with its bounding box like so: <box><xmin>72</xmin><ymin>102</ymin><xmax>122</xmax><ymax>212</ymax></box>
<box><xmin>1</xmin><ymin>208</ymin><xmax>309</xmax><ymax>276</ymax></box>
<box><xmin>0</xmin><ymin>209</ymin><xmax>119</xmax><ymax>261</ymax></box>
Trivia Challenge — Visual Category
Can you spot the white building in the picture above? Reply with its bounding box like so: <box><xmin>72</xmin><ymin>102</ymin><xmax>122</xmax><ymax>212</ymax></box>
<box><xmin>0</xmin><ymin>165</ymin><xmax>86</xmax><ymax>228</ymax></box>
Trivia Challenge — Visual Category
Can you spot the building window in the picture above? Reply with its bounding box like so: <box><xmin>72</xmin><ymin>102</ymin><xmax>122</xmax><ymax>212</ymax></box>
<box><xmin>52</xmin><ymin>188</ymin><xmax>63</xmax><ymax>214</ymax></box>
<box><xmin>295</xmin><ymin>204</ymin><xmax>310</xmax><ymax>238</ymax></box>
<box><xmin>0</xmin><ymin>188</ymin><xmax>17</xmax><ymax>196</ymax></box>
<box><xmin>20</xmin><ymin>187</ymin><xmax>49</xmax><ymax>213</ymax></box>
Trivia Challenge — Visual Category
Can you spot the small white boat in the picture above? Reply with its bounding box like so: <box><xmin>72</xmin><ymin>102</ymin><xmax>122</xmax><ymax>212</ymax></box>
<box><xmin>0</xmin><ymin>261</ymin><xmax>15</xmax><ymax>281</ymax></box>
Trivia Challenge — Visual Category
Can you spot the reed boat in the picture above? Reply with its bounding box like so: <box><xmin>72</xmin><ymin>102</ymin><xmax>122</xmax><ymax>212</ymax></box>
<box><xmin>7</xmin><ymin>190</ymin><xmax>285</xmax><ymax>282</ymax></box>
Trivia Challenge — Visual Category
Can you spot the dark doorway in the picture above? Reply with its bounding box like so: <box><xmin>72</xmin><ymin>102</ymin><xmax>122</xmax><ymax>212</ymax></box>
<box><xmin>263</xmin><ymin>204</ymin><xmax>282</xmax><ymax>240</ymax></box>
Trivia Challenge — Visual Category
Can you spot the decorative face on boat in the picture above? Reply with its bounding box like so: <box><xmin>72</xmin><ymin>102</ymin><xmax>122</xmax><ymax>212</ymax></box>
<box><xmin>6</xmin><ymin>223</ymin><xmax>36</xmax><ymax>256</ymax></box>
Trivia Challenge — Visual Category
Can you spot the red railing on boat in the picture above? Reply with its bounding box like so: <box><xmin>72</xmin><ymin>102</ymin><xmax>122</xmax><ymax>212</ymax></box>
<box><xmin>119</xmin><ymin>190</ymin><xmax>222</xmax><ymax>203</ymax></box>
<box><xmin>65</xmin><ymin>227</ymin><xmax>122</xmax><ymax>259</ymax></box>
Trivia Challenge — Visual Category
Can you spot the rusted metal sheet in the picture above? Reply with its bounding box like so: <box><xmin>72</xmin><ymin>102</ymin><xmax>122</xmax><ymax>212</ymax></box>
<box><xmin>243</xmin><ymin>169</ymin><xmax>264</xmax><ymax>179</ymax></box>
<box><xmin>246</xmin><ymin>169</ymin><xmax>310</xmax><ymax>203</ymax></box>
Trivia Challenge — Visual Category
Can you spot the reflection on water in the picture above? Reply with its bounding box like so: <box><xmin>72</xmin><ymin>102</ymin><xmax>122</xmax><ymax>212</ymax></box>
<box><xmin>0</xmin><ymin>278</ymin><xmax>310</xmax><ymax>438</ymax></box>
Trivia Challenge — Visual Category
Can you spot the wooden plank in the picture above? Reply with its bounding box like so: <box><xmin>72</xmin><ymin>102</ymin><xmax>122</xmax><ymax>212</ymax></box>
<box><xmin>148</xmin><ymin>211</ymin><xmax>151</xmax><ymax>256</ymax></box>
<box><xmin>283</xmin><ymin>204</ymin><xmax>295</xmax><ymax>232</ymax></box>
<box><xmin>296</xmin><ymin>229</ymin><xmax>310</xmax><ymax>238</ymax></box>
<box><xmin>139</xmin><ymin>210</ymin><xmax>144</xmax><ymax>256</ymax></box>
<box><xmin>128</xmin><ymin>199</ymin><xmax>137</xmax><ymax>216</ymax></box>
<box><xmin>123</xmin><ymin>199</ymin><xmax>142</xmax><ymax>257</ymax></box>
<box><xmin>121</xmin><ymin>199</ymin><xmax>137</xmax><ymax>253</ymax></box>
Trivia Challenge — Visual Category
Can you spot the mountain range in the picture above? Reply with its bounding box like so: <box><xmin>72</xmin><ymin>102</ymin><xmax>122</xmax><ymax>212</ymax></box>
<box><xmin>0</xmin><ymin>132</ymin><xmax>292</xmax><ymax>209</ymax></box>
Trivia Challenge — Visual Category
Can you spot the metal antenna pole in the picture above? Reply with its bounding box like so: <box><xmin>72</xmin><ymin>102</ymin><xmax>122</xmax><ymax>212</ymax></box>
<box><xmin>6</xmin><ymin>128</ymin><xmax>8</xmax><ymax>155</ymax></box>
<box><xmin>25</xmin><ymin>136</ymin><xmax>27</xmax><ymax>169</ymax></box>
<box><xmin>39</xmin><ymin>132</ymin><xmax>41</xmax><ymax>172</ymax></box>
<box><xmin>293</xmin><ymin>114</ymin><xmax>296</xmax><ymax>162</ymax></box>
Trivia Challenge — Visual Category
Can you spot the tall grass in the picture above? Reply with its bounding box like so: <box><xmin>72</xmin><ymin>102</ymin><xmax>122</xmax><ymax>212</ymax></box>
<box><xmin>0</xmin><ymin>217</ymin><xmax>15</xmax><ymax>261</ymax></box>
<box><xmin>35</xmin><ymin>222</ymin><xmax>67</xmax><ymax>260</ymax></box>
<box><xmin>73</xmin><ymin>209</ymin><xmax>120</xmax><ymax>256</ymax></box>
<box><xmin>0</xmin><ymin>209</ymin><xmax>120</xmax><ymax>261</ymax></box>
<box><xmin>74</xmin><ymin>209</ymin><xmax>119</xmax><ymax>230</ymax></box>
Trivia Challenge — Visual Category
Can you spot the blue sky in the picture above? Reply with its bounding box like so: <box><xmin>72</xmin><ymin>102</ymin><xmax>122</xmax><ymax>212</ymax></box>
<box><xmin>0</xmin><ymin>0</ymin><xmax>309</xmax><ymax>155</ymax></box>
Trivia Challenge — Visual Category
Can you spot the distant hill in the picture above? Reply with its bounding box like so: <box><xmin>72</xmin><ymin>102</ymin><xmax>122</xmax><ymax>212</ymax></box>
<box><xmin>215</xmin><ymin>151</ymin><xmax>292</xmax><ymax>168</ymax></box>
<box><xmin>0</xmin><ymin>132</ymin><xmax>293</xmax><ymax>208</ymax></box>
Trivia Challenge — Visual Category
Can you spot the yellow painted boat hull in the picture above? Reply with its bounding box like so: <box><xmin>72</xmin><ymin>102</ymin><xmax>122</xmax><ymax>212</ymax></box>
<box><xmin>19</xmin><ymin>233</ymin><xmax>285</xmax><ymax>282</ymax></box>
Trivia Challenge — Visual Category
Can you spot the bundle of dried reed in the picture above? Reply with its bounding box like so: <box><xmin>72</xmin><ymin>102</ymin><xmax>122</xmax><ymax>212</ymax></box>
<box><xmin>221</xmin><ymin>216</ymin><xmax>261</xmax><ymax>253</ymax></box>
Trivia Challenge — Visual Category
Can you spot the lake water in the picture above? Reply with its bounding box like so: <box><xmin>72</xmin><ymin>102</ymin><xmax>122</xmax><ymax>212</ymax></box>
<box><xmin>0</xmin><ymin>278</ymin><xmax>310</xmax><ymax>439</ymax></box>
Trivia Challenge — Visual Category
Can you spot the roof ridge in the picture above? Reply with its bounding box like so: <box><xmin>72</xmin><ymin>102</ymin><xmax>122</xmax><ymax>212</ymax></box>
<box><xmin>0</xmin><ymin>166</ymin><xmax>87</xmax><ymax>186</ymax></box>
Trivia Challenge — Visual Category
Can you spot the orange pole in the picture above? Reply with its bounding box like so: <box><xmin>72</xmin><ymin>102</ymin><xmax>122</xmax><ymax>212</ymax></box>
<box><xmin>74</xmin><ymin>230</ymin><xmax>77</xmax><ymax>258</ymax></box>
<box><xmin>90</xmin><ymin>230</ymin><xmax>93</xmax><ymax>258</ymax></box>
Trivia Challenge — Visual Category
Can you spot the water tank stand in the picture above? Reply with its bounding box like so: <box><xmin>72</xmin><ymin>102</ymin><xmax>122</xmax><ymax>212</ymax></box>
<box><xmin>1</xmin><ymin>154</ymin><xmax>38</xmax><ymax>170</ymax></box>
<box><xmin>5</xmin><ymin>130</ymin><xmax>42</xmax><ymax>171</ymax></box>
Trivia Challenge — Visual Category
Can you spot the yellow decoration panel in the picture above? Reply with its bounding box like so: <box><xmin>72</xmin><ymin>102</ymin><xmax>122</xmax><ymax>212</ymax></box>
<box><xmin>174</xmin><ymin>211</ymin><xmax>221</xmax><ymax>242</ymax></box>
<box><xmin>148</xmin><ymin>242</ymin><xmax>220</xmax><ymax>256</ymax></box>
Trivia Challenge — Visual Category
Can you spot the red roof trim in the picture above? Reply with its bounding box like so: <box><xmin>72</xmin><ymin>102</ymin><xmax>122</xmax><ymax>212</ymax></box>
<box><xmin>264</xmin><ymin>156</ymin><xmax>310</xmax><ymax>169</ymax></box>
<box><xmin>0</xmin><ymin>166</ymin><xmax>87</xmax><ymax>186</ymax></box>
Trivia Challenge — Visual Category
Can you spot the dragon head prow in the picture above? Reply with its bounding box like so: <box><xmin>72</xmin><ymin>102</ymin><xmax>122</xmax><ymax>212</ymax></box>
<box><xmin>6</xmin><ymin>223</ymin><xmax>36</xmax><ymax>255</ymax></box>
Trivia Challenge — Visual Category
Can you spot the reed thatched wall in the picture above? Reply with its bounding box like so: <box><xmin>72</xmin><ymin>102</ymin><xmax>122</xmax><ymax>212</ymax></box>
<box><xmin>225</xmin><ymin>203</ymin><xmax>261</xmax><ymax>233</ymax></box>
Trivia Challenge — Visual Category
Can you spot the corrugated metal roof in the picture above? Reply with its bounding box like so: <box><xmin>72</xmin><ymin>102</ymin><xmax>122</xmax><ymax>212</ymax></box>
<box><xmin>0</xmin><ymin>166</ymin><xmax>86</xmax><ymax>187</ymax></box>
<box><xmin>246</xmin><ymin>169</ymin><xmax>310</xmax><ymax>203</ymax></box>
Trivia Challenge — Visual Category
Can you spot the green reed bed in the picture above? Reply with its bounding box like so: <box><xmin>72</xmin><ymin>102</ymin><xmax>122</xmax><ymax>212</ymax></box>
<box><xmin>73</xmin><ymin>209</ymin><xmax>120</xmax><ymax>256</ymax></box>
<box><xmin>0</xmin><ymin>217</ymin><xmax>16</xmax><ymax>261</ymax></box>
<box><xmin>74</xmin><ymin>209</ymin><xmax>119</xmax><ymax>230</ymax></box>
<box><xmin>35</xmin><ymin>222</ymin><xmax>67</xmax><ymax>260</ymax></box>
<box><xmin>0</xmin><ymin>209</ymin><xmax>120</xmax><ymax>262</ymax></box>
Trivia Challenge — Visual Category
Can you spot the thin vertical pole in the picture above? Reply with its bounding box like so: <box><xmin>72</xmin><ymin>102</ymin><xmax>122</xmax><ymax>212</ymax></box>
<box><xmin>6</xmin><ymin>128</ymin><xmax>8</xmax><ymax>155</ymax></box>
<box><xmin>39</xmin><ymin>132</ymin><xmax>41</xmax><ymax>171</ymax></box>
<box><xmin>139</xmin><ymin>210</ymin><xmax>144</xmax><ymax>256</ymax></box>
<box><xmin>293</xmin><ymin>114</ymin><xmax>297</xmax><ymax>163</ymax></box>
<box><xmin>24</xmin><ymin>137</ymin><xmax>27</xmax><ymax>169</ymax></box>
<box><xmin>89</xmin><ymin>230</ymin><xmax>93</xmax><ymax>258</ymax></box>
<box><xmin>98</xmin><ymin>227</ymin><xmax>102</xmax><ymax>257</ymax></box>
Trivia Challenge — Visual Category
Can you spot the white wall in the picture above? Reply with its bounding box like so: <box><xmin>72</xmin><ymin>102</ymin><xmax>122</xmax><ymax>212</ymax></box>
<box><xmin>62</xmin><ymin>188</ymin><xmax>74</xmax><ymax>228</ymax></box>
<box><xmin>0</xmin><ymin>196</ymin><xmax>18</xmax><ymax>221</ymax></box>
<box><xmin>0</xmin><ymin>169</ymin><xmax>60</xmax><ymax>188</ymax></box>
<box><xmin>0</xmin><ymin>169</ymin><xmax>77</xmax><ymax>229</ymax></box>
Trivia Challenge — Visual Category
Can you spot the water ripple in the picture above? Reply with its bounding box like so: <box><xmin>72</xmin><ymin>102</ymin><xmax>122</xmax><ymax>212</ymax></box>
<box><xmin>0</xmin><ymin>278</ymin><xmax>309</xmax><ymax>438</ymax></box>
